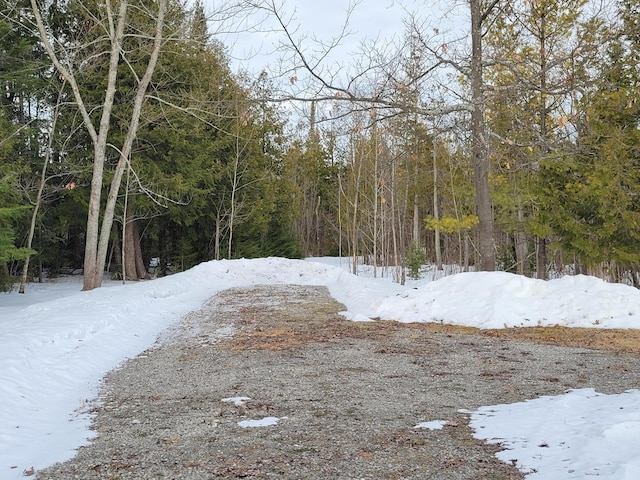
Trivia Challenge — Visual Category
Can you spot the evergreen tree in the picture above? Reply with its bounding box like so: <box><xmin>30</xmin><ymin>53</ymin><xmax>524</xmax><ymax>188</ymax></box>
<box><xmin>0</xmin><ymin>164</ymin><xmax>36</xmax><ymax>288</ymax></box>
<box><xmin>0</xmin><ymin>0</ymin><xmax>51</xmax><ymax>285</ymax></box>
<box><xmin>483</xmin><ymin>0</ymin><xmax>598</xmax><ymax>276</ymax></box>
<box><xmin>537</xmin><ymin>4</ymin><xmax>640</xmax><ymax>279</ymax></box>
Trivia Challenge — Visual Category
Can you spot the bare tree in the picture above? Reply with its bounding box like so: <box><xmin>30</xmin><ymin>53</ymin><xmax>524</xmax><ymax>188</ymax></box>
<box><xmin>18</xmin><ymin>82</ymin><xmax>76</xmax><ymax>293</ymax></box>
<box><xmin>29</xmin><ymin>0</ymin><xmax>168</xmax><ymax>290</ymax></box>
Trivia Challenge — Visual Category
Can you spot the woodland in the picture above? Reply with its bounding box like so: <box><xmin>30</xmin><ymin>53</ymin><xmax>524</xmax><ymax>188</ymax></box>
<box><xmin>1</xmin><ymin>0</ymin><xmax>640</xmax><ymax>291</ymax></box>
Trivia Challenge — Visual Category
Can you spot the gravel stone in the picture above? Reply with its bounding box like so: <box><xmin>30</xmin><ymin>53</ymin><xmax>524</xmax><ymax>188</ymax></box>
<box><xmin>36</xmin><ymin>285</ymin><xmax>640</xmax><ymax>479</ymax></box>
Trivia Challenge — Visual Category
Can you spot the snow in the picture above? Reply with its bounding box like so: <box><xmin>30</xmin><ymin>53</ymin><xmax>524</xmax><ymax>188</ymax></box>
<box><xmin>1</xmin><ymin>257</ymin><xmax>640</xmax><ymax>478</ymax></box>
<box><xmin>414</xmin><ymin>420</ymin><xmax>448</xmax><ymax>431</ymax></box>
<box><xmin>470</xmin><ymin>388</ymin><xmax>640</xmax><ymax>479</ymax></box>
<box><xmin>375</xmin><ymin>271</ymin><xmax>640</xmax><ymax>328</ymax></box>
<box><xmin>237</xmin><ymin>417</ymin><xmax>280</xmax><ymax>428</ymax></box>
<box><xmin>222</xmin><ymin>396</ymin><xmax>251</xmax><ymax>406</ymax></box>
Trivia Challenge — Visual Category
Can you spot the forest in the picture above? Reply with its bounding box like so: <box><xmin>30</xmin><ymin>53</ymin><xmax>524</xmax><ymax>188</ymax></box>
<box><xmin>1</xmin><ymin>0</ymin><xmax>639</xmax><ymax>291</ymax></box>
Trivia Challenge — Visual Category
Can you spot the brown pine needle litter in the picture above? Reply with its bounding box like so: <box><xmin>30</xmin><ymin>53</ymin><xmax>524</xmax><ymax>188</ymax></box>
<box><xmin>482</xmin><ymin>325</ymin><xmax>640</xmax><ymax>354</ymax></box>
<box><xmin>224</xmin><ymin>296</ymin><xmax>640</xmax><ymax>354</ymax></box>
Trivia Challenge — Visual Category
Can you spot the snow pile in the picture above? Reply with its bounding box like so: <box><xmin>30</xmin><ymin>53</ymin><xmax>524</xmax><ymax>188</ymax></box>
<box><xmin>374</xmin><ymin>271</ymin><xmax>640</xmax><ymax>328</ymax></box>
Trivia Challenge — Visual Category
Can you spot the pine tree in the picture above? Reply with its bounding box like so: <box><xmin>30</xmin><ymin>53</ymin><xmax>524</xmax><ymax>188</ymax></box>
<box><xmin>537</xmin><ymin>6</ymin><xmax>640</xmax><ymax>279</ymax></box>
<box><xmin>484</xmin><ymin>0</ymin><xmax>603</xmax><ymax>277</ymax></box>
<box><xmin>0</xmin><ymin>172</ymin><xmax>35</xmax><ymax>289</ymax></box>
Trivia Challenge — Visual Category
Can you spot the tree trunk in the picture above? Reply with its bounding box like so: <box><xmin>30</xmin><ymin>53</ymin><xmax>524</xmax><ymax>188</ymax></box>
<box><xmin>81</xmin><ymin>1</ymin><xmax>130</xmax><ymax>290</ymax></box>
<box><xmin>464</xmin><ymin>231</ymin><xmax>471</xmax><ymax>272</ymax></box>
<box><xmin>314</xmin><ymin>195</ymin><xmax>321</xmax><ymax>257</ymax></box>
<box><xmin>214</xmin><ymin>213</ymin><xmax>222</xmax><ymax>260</ymax></box>
<box><xmin>470</xmin><ymin>0</ymin><xmax>496</xmax><ymax>271</ymax></box>
<box><xmin>536</xmin><ymin>236</ymin><xmax>547</xmax><ymax>279</ymax></box>
<box><xmin>536</xmin><ymin>10</ymin><xmax>549</xmax><ymax>280</ymax></box>
<box><xmin>121</xmin><ymin>215</ymin><xmax>148</xmax><ymax>281</ymax></box>
<box><xmin>515</xmin><ymin>207</ymin><xmax>528</xmax><ymax>275</ymax></box>
<box><xmin>19</xmin><ymin>157</ymin><xmax>45</xmax><ymax>293</ymax></box>
<box><xmin>29</xmin><ymin>0</ymin><xmax>167</xmax><ymax>290</ymax></box>
<box><xmin>111</xmin><ymin>223</ymin><xmax>122</xmax><ymax>270</ymax></box>
<box><xmin>123</xmin><ymin>217</ymin><xmax>137</xmax><ymax>281</ymax></box>
<box><xmin>433</xmin><ymin>143</ymin><xmax>442</xmax><ymax>270</ymax></box>
<box><xmin>373</xmin><ymin>122</ymin><xmax>379</xmax><ymax>277</ymax></box>
<box><xmin>133</xmin><ymin>220</ymin><xmax>148</xmax><ymax>279</ymax></box>
<box><xmin>92</xmin><ymin>0</ymin><xmax>166</xmax><ymax>287</ymax></box>
<box><xmin>351</xmin><ymin>142</ymin><xmax>362</xmax><ymax>276</ymax></box>
<box><xmin>391</xmin><ymin>159</ymin><xmax>404</xmax><ymax>284</ymax></box>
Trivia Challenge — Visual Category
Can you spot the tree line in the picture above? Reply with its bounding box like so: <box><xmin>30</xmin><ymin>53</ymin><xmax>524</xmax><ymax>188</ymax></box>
<box><xmin>1</xmin><ymin>0</ymin><xmax>639</xmax><ymax>291</ymax></box>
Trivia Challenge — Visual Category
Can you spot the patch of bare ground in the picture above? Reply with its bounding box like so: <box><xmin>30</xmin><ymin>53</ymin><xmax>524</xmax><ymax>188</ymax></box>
<box><xmin>36</xmin><ymin>285</ymin><xmax>640</xmax><ymax>480</ymax></box>
<box><xmin>481</xmin><ymin>325</ymin><xmax>640</xmax><ymax>353</ymax></box>
<box><xmin>229</xmin><ymin>304</ymin><xmax>640</xmax><ymax>355</ymax></box>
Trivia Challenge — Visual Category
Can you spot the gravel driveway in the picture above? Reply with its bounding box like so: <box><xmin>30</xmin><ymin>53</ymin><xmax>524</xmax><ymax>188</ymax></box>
<box><xmin>36</xmin><ymin>285</ymin><xmax>640</xmax><ymax>479</ymax></box>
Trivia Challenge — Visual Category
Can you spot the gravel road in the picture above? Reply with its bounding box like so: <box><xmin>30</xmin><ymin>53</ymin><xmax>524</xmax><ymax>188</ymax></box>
<box><xmin>36</xmin><ymin>284</ymin><xmax>640</xmax><ymax>479</ymax></box>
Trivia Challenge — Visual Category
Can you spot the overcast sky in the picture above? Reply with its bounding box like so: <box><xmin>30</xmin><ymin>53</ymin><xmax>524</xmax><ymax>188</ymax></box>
<box><xmin>209</xmin><ymin>0</ymin><xmax>469</xmax><ymax>74</ymax></box>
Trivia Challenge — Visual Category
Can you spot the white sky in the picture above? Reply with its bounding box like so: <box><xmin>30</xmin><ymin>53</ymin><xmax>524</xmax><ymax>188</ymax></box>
<box><xmin>210</xmin><ymin>0</ymin><xmax>468</xmax><ymax>74</ymax></box>
<box><xmin>2</xmin><ymin>257</ymin><xmax>640</xmax><ymax>478</ymax></box>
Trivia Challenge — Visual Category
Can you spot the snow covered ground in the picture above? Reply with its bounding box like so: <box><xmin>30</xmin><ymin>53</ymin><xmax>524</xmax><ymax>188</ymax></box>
<box><xmin>1</xmin><ymin>257</ymin><xmax>639</xmax><ymax>479</ymax></box>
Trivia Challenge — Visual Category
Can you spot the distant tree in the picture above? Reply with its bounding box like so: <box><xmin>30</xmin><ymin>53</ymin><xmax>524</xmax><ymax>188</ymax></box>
<box><xmin>285</xmin><ymin>131</ymin><xmax>339</xmax><ymax>257</ymax></box>
<box><xmin>18</xmin><ymin>84</ymin><xmax>80</xmax><ymax>292</ymax></box>
<box><xmin>0</xmin><ymin>0</ymin><xmax>54</xmax><ymax>288</ymax></box>
<box><xmin>0</xmin><ymin>174</ymin><xmax>35</xmax><ymax>289</ymax></box>
<box><xmin>250</xmin><ymin>0</ymin><xmax>503</xmax><ymax>270</ymax></box>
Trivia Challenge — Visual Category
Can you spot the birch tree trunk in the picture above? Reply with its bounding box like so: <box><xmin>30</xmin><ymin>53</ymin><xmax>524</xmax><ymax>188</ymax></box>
<box><xmin>351</xmin><ymin>144</ymin><xmax>362</xmax><ymax>275</ymax></box>
<box><xmin>433</xmin><ymin>144</ymin><xmax>442</xmax><ymax>271</ymax></box>
<box><xmin>228</xmin><ymin>135</ymin><xmax>242</xmax><ymax>259</ymax></box>
<box><xmin>30</xmin><ymin>0</ymin><xmax>167</xmax><ymax>290</ymax></box>
<box><xmin>92</xmin><ymin>0</ymin><xmax>166</xmax><ymax>288</ymax></box>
